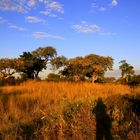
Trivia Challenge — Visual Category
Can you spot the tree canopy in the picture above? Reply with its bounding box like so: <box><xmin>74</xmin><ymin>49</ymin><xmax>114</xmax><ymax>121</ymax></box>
<box><xmin>32</xmin><ymin>46</ymin><xmax>57</xmax><ymax>61</ymax></box>
<box><xmin>60</xmin><ymin>54</ymin><xmax>113</xmax><ymax>82</ymax></box>
<box><xmin>3</xmin><ymin>46</ymin><xmax>140</xmax><ymax>85</ymax></box>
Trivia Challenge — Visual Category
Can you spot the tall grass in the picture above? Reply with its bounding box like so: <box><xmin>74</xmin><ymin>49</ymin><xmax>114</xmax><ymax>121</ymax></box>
<box><xmin>0</xmin><ymin>81</ymin><xmax>139</xmax><ymax>139</ymax></box>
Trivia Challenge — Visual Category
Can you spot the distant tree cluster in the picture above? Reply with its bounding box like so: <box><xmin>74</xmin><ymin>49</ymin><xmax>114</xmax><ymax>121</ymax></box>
<box><xmin>0</xmin><ymin>46</ymin><xmax>140</xmax><ymax>85</ymax></box>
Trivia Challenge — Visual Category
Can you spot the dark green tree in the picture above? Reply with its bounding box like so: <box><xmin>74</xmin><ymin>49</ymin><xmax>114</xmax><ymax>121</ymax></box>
<box><xmin>17</xmin><ymin>46</ymin><xmax>57</xmax><ymax>79</ymax></box>
<box><xmin>16</xmin><ymin>52</ymin><xmax>45</xmax><ymax>79</ymax></box>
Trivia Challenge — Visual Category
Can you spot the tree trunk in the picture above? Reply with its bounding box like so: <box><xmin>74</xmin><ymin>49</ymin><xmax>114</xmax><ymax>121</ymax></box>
<box><xmin>92</xmin><ymin>73</ymin><xmax>98</xmax><ymax>83</ymax></box>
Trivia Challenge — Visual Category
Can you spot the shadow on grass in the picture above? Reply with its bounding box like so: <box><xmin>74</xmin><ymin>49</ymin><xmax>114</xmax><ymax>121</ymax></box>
<box><xmin>93</xmin><ymin>97</ymin><xmax>112</xmax><ymax>140</ymax></box>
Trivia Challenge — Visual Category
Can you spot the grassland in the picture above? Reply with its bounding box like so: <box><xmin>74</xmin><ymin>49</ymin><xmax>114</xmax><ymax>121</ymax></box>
<box><xmin>0</xmin><ymin>81</ymin><xmax>140</xmax><ymax>139</ymax></box>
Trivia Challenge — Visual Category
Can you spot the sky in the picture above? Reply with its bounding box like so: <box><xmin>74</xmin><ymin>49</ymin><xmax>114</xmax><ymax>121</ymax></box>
<box><xmin>0</xmin><ymin>0</ymin><xmax>140</xmax><ymax>70</ymax></box>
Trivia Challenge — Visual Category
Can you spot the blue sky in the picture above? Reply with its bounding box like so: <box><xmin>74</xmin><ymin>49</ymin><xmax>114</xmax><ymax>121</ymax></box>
<box><xmin>0</xmin><ymin>0</ymin><xmax>140</xmax><ymax>70</ymax></box>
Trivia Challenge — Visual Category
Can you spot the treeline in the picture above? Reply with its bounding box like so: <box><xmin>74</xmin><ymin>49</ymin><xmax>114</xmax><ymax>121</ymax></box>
<box><xmin>0</xmin><ymin>46</ymin><xmax>140</xmax><ymax>85</ymax></box>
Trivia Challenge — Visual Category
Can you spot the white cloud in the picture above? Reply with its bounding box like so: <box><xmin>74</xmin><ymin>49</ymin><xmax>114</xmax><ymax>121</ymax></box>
<box><xmin>112</xmin><ymin>0</ymin><xmax>118</xmax><ymax>6</ymax></box>
<box><xmin>40</xmin><ymin>1</ymin><xmax>64</xmax><ymax>18</ymax></box>
<box><xmin>25</xmin><ymin>16</ymin><xmax>46</xmax><ymax>23</ymax></box>
<box><xmin>28</xmin><ymin>0</ymin><xmax>38</xmax><ymax>7</ymax></box>
<box><xmin>47</xmin><ymin>1</ymin><xmax>64</xmax><ymax>13</ymax></box>
<box><xmin>0</xmin><ymin>17</ymin><xmax>6</xmax><ymax>23</ymax></box>
<box><xmin>0</xmin><ymin>0</ymin><xmax>29</xmax><ymax>13</ymax></box>
<box><xmin>72</xmin><ymin>21</ymin><xmax>116</xmax><ymax>36</ymax></box>
<box><xmin>33</xmin><ymin>32</ymin><xmax>65</xmax><ymax>40</ymax></box>
<box><xmin>40</xmin><ymin>10</ymin><xmax>57</xmax><ymax>17</ymax></box>
<box><xmin>72</xmin><ymin>21</ymin><xmax>101</xmax><ymax>33</ymax></box>
<box><xmin>0</xmin><ymin>0</ymin><xmax>64</xmax><ymax>15</ymax></box>
<box><xmin>9</xmin><ymin>24</ymin><xmax>28</xmax><ymax>32</ymax></box>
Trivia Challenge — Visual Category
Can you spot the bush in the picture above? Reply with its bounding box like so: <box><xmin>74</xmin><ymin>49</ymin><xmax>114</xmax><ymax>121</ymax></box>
<box><xmin>46</xmin><ymin>73</ymin><xmax>61</xmax><ymax>81</ymax></box>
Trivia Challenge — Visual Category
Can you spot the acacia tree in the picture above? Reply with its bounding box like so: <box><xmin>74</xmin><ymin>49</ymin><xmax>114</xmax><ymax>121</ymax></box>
<box><xmin>17</xmin><ymin>46</ymin><xmax>57</xmax><ymax>79</ymax></box>
<box><xmin>0</xmin><ymin>58</ymin><xmax>17</xmax><ymax>79</ymax></box>
<box><xmin>85</xmin><ymin>54</ymin><xmax>113</xmax><ymax>82</ymax></box>
<box><xmin>60</xmin><ymin>54</ymin><xmax>113</xmax><ymax>82</ymax></box>
<box><xmin>119</xmin><ymin>60</ymin><xmax>135</xmax><ymax>83</ymax></box>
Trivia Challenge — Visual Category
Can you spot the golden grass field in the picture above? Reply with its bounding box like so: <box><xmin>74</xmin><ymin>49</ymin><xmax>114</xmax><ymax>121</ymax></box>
<box><xmin>0</xmin><ymin>81</ymin><xmax>140</xmax><ymax>139</ymax></box>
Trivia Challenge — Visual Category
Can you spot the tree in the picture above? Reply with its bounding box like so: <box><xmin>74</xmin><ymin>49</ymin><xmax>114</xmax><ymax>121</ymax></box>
<box><xmin>119</xmin><ymin>60</ymin><xmax>134</xmax><ymax>84</ymax></box>
<box><xmin>0</xmin><ymin>58</ymin><xmax>17</xmax><ymax>79</ymax></box>
<box><xmin>16</xmin><ymin>52</ymin><xmax>44</xmax><ymax>79</ymax></box>
<box><xmin>60</xmin><ymin>54</ymin><xmax>113</xmax><ymax>82</ymax></box>
<box><xmin>84</xmin><ymin>54</ymin><xmax>113</xmax><ymax>82</ymax></box>
<box><xmin>16</xmin><ymin>46</ymin><xmax>57</xmax><ymax>79</ymax></box>
<box><xmin>61</xmin><ymin>57</ymin><xmax>86</xmax><ymax>81</ymax></box>
<box><xmin>32</xmin><ymin>46</ymin><xmax>57</xmax><ymax>61</ymax></box>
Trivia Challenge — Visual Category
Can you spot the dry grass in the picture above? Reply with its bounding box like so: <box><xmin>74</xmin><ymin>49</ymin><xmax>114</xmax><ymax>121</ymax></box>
<box><xmin>0</xmin><ymin>81</ymin><xmax>139</xmax><ymax>139</ymax></box>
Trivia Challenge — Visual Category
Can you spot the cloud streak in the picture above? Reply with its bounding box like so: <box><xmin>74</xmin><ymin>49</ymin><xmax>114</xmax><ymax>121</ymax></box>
<box><xmin>9</xmin><ymin>24</ymin><xmax>28</xmax><ymax>32</ymax></box>
<box><xmin>25</xmin><ymin>16</ymin><xmax>46</xmax><ymax>23</ymax></box>
<box><xmin>72</xmin><ymin>21</ymin><xmax>101</xmax><ymax>33</ymax></box>
<box><xmin>32</xmin><ymin>32</ymin><xmax>65</xmax><ymax>40</ymax></box>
